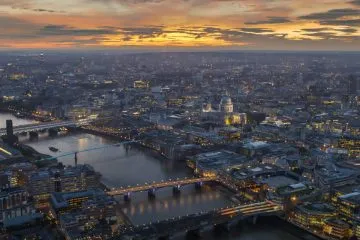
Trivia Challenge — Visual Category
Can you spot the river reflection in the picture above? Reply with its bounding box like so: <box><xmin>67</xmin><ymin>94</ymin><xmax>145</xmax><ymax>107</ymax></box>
<box><xmin>118</xmin><ymin>184</ymin><xmax>233</xmax><ymax>225</ymax></box>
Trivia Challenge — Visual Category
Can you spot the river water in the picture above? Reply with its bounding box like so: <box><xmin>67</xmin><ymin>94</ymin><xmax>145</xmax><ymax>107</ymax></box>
<box><xmin>0</xmin><ymin>113</ymin><xmax>316</xmax><ymax>240</ymax></box>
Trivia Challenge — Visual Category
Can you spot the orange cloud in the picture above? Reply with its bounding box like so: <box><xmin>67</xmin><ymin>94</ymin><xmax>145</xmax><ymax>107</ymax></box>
<box><xmin>0</xmin><ymin>0</ymin><xmax>358</xmax><ymax>50</ymax></box>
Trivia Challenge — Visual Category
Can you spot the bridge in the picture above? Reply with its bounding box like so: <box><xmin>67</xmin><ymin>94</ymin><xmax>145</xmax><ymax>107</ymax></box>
<box><xmin>115</xmin><ymin>201</ymin><xmax>283</xmax><ymax>239</ymax></box>
<box><xmin>107</xmin><ymin>176</ymin><xmax>217</xmax><ymax>199</ymax></box>
<box><xmin>219</xmin><ymin>201</ymin><xmax>282</xmax><ymax>217</ymax></box>
<box><xmin>36</xmin><ymin>140</ymin><xmax>137</xmax><ymax>164</ymax></box>
<box><xmin>0</xmin><ymin>118</ymin><xmax>93</xmax><ymax>136</ymax></box>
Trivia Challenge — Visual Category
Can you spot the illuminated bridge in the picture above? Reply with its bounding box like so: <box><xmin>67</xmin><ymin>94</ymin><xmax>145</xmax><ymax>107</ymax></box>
<box><xmin>0</xmin><ymin>119</ymin><xmax>93</xmax><ymax>136</ymax></box>
<box><xmin>107</xmin><ymin>176</ymin><xmax>217</xmax><ymax>199</ymax></box>
<box><xmin>219</xmin><ymin>201</ymin><xmax>282</xmax><ymax>218</ymax></box>
<box><xmin>116</xmin><ymin>201</ymin><xmax>283</xmax><ymax>239</ymax></box>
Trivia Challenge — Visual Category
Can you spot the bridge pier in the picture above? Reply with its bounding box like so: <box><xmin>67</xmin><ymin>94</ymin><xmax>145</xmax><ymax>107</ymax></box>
<box><xmin>213</xmin><ymin>223</ymin><xmax>230</xmax><ymax>234</ymax></box>
<box><xmin>195</xmin><ymin>181</ymin><xmax>203</xmax><ymax>190</ymax></box>
<box><xmin>29</xmin><ymin>131</ymin><xmax>38</xmax><ymax>139</ymax></box>
<box><xmin>48</xmin><ymin>128</ymin><xmax>58</xmax><ymax>136</ymax></box>
<box><xmin>124</xmin><ymin>192</ymin><xmax>131</xmax><ymax>202</ymax></box>
<box><xmin>39</xmin><ymin>128</ymin><xmax>47</xmax><ymax>133</ymax></box>
<box><xmin>186</xmin><ymin>228</ymin><xmax>201</xmax><ymax>239</ymax></box>
<box><xmin>148</xmin><ymin>188</ymin><xmax>156</xmax><ymax>199</ymax></box>
<box><xmin>157</xmin><ymin>234</ymin><xmax>170</xmax><ymax>240</ymax></box>
<box><xmin>252</xmin><ymin>215</ymin><xmax>258</xmax><ymax>225</ymax></box>
<box><xmin>172</xmin><ymin>185</ymin><xmax>181</xmax><ymax>195</ymax></box>
<box><xmin>19</xmin><ymin>132</ymin><xmax>27</xmax><ymax>136</ymax></box>
<box><xmin>74</xmin><ymin>152</ymin><xmax>78</xmax><ymax>166</ymax></box>
<box><xmin>124</xmin><ymin>143</ymin><xmax>132</xmax><ymax>153</ymax></box>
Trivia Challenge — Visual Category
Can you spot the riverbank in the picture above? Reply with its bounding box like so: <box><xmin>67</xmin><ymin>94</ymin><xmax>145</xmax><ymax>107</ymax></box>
<box><xmin>80</xmin><ymin>127</ymin><xmax>171</xmax><ymax>162</ymax></box>
<box><xmin>287</xmin><ymin>218</ymin><xmax>336</xmax><ymax>240</ymax></box>
<box><xmin>187</xmin><ymin>216</ymin><xmax>322</xmax><ymax>240</ymax></box>
<box><xmin>14</xmin><ymin>143</ymin><xmax>58</xmax><ymax>167</ymax></box>
<box><xmin>257</xmin><ymin>216</ymin><xmax>322</xmax><ymax>240</ymax></box>
<box><xmin>0</xmin><ymin>109</ymin><xmax>52</xmax><ymax>123</ymax></box>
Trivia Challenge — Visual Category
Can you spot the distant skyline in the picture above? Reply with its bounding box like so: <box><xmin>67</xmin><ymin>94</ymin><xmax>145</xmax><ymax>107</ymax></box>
<box><xmin>0</xmin><ymin>0</ymin><xmax>359</xmax><ymax>50</ymax></box>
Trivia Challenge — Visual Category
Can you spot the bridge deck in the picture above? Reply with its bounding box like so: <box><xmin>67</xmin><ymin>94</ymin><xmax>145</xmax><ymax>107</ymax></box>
<box><xmin>0</xmin><ymin>119</ymin><xmax>94</xmax><ymax>135</ymax></box>
<box><xmin>107</xmin><ymin>177</ymin><xmax>216</xmax><ymax>195</ymax></box>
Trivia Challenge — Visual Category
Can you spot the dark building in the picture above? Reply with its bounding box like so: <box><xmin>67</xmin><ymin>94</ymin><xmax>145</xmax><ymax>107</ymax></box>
<box><xmin>2</xmin><ymin>120</ymin><xmax>18</xmax><ymax>145</ymax></box>
<box><xmin>6</xmin><ymin>120</ymin><xmax>13</xmax><ymax>137</ymax></box>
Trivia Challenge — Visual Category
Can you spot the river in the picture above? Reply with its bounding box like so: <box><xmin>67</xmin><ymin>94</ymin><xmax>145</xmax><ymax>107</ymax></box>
<box><xmin>0</xmin><ymin>113</ymin><xmax>318</xmax><ymax>240</ymax></box>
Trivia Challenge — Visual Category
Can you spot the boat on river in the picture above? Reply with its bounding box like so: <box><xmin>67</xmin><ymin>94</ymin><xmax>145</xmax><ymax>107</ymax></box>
<box><xmin>49</xmin><ymin>146</ymin><xmax>59</xmax><ymax>152</ymax></box>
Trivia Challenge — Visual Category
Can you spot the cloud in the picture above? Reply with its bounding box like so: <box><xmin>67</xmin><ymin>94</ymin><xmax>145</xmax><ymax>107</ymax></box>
<box><xmin>301</xmin><ymin>28</ymin><xmax>333</xmax><ymax>32</ymax></box>
<box><xmin>349</xmin><ymin>0</ymin><xmax>360</xmax><ymax>6</ymax></box>
<box><xmin>39</xmin><ymin>25</ymin><xmax>118</xmax><ymax>36</ymax></box>
<box><xmin>88</xmin><ymin>0</ymin><xmax>164</xmax><ymax>3</ymax></box>
<box><xmin>245</xmin><ymin>17</ymin><xmax>291</xmax><ymax>25</ymax></box>
<box><xmin>298</xmin><ymin>8</ymin><xmax>360</xmax><ymax>27</ymax></box>
<box><xmin>239</xmin><ymin>27</ymin><xmax>274</xmax><ymax>33</ymax></box>
<box><xmin>197</xmin><ymin>26</ymin><xmax>285</xmax><ymax>42</ymax></box>
<box><xmin>119</xmin><ymin>26</ymin><xmax>164</xmax><ymax>38</ymax></box>
<box><xmin>299</xmin><ymin>8</ymin><xmax>360</xmax><ymax>20</ymax></box>
<box><xmin>0</xmin><ymin>0</ymin><xmax>31</xmax><ymax>8</ymax></box>
<box><xmin>0</xmin><ymin>0</ymin><xmax>63</xmax><ymax>13</ymax></box>
<box><xmin>319</xmin><ymin>19</ymin><xmax>360</xmax><ymax>27</ymax></box>
<box><xmin>0</xmin><ymin>15</ymin><xmax>36</xmax><ymax>31</ymax></box>
<box><xmin>299</xmin><ymin>27</ymin><xmax>358</xmax><ymax>41</ymax></box>
<box><xmin>0</xmin><ymin>0</ymin><xmax>359</xmax><ymax>50</ymax></box>
<box><xmin>31</xmin><ymin>8</ymin><xmax>64</xmax><ymax>13</ymax></box>
<box><xmin>301</xmin><ymin>27</ymin><xmax>358</xmax><ymax>33</ymax></box>
<box><xmin>302</xmin><ymin>31</ymin><xmax>360</xmax><ymax>41</ymax></box>
<box><xmin>302</xmin><ymin>31</ymin><xmax>339</xmax><ymax>39</ymax></box>
<box><xmin>338</xmin><ymin>28</ymin><xmax>358</xmax><ymax>33</ymax></box>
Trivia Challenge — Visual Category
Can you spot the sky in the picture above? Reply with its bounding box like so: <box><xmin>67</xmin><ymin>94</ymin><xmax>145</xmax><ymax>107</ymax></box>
<box><xmin>0</xmin><ymin>0</ymin><xmax>359</xmax><ymax>51</ymax></box>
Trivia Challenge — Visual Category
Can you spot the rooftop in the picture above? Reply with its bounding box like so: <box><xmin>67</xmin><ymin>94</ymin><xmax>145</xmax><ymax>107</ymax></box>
<box><xmin>261</xmin><ymin>175</ymin><xmax>298</xmax><ymax>189</ymax></box>
<box><xmin>51</xmin><ymin>188</ymin><xmax>108</xmax><ymax>209</ymax></box>
<box><xmin>191</xmin><ymin>150</ymin><xmax>249</xmax><ymax>171</ymax></box>
<box><xmin>298</xmin><ymin>202</ymin><xmax>336</xmax><ymax>215</ymax></box>
<box><xmin>232</xmin><ymin>164</ymin><xmax>293</xmax><ymax>181</ymax></box>
<box><xmin>339</xmin><ymin>192</ymin><xmax>360</xmax><ymax>204</ymax></box>
<box><xmin>243</xmin><ymin>140</ymin><xmax>270</xmax><ymax>150</ymax></box>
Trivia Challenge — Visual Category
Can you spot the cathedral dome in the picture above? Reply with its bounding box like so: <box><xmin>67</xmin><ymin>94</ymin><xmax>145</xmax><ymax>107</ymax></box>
<box><xmin>220</xmin><ymin>96</ymin><xmax>232</xmax><ymax>105</ymax></box>
<box><xmin>219</xmin><ymin>96</ymin><xmax>233</xmax><ymax>113</ymax></box>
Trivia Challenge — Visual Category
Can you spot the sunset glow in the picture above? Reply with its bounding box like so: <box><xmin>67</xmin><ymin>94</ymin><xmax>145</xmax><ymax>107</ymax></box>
<box><xmin>0</xmin><ymin>0</ymin><xmax>359</xmax><ymax>50</ymax></box>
